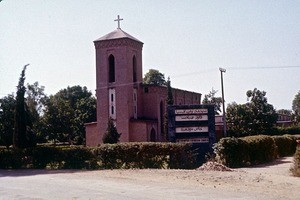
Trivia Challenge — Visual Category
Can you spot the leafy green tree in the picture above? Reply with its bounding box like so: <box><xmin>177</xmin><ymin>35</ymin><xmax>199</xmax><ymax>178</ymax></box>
<box><xmin>292</xmin><ymin>91</ymin><xmax>300</xmax><ymax>124</ymax></box>
<box><xmin>226</xmin><ymin>88</ymin><xmax>277</xmax><ymax>136</ymax></box>
<box><xmin>143</xmin><ymin>69</ymin><xmax>166</xmax><ymax>86</ymax></box>
<box><xmin>41</xmin><ymin>86</ymin><xmax>96</xmax><ymax>144</ymax></box>
<box><xmin>0</xmin><ymin>94</ymin><xmax>16</xmax><ymax>148</ymax></box>
<box><xmin>102</xmin><ymin>118</ymin><xmax>121</xmax><ymax>144</ymax></box>
<box><xmin>13</xmin><ymin>64</ymin><xmax>36</xmax><ymax>148</ymax></box>
<box><xmin>226</xmin><ymin>103</ymin><xmax>252</xmax><ymax>136</ymax></box>
<box><xmin>202</xmin><ymin>88</ymin><xmax>223</xmax><ymax>114</ymax></box>
<box><xmin>26</xmin><ymin>82</ymin><xmax>48</xmax><ymax>142</ymax></box>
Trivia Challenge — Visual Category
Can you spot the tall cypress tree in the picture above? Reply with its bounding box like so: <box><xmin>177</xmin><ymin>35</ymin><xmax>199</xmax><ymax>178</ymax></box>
<box><xmin>13</xmin><ymin>64</ymin><xmax>34</xmax><ymax>148</ymax></box>
<box><xmin>164</xmin><ymin>77</ymin><xmax>173</xmax><ymax>141</ymax></box>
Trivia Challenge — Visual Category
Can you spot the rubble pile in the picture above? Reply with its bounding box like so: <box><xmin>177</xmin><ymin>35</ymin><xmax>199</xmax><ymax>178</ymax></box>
<box><xmin>197</xmin><ymin>162</ymin><xmax>234</xmax><ymax>172</ymax></box>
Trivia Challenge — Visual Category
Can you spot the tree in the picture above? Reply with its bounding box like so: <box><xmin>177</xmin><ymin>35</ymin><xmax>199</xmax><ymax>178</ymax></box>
<box><xmin>202</xmin><ymin>88</ymin><xmax>223</xmax><ymax>114</ymax></box>
<box><xmin>226</xmin><ymin>102</ymin><xmax>252</xmax><ymax>136</ymax></box>
<box><xmin>13</xmin><ymin>64</ymin><xmax>36</xmax><ymax>148</ymax></box>
<box><xmin>164</xmin><ymin>77</ymin><xmax>174</xmax><ymax>141</ymax></box>
<box><xmin>143</xmin><ymin>69</ymin><xmax>166</xmax><ymax>86</ymax></box>
<box><xmin>292</xmin><ymin>91</ymin><xmax>300</xmax><ymax>124</ymax></box>
<box><xmin>0</xmin><ymin>94</ymin><xmax>16</xmax><ymax>148</ymax></box>
<box><xmin>102</xmin><ymin>118</ymin><xmax>121</xmax><ymax>144</ymax></box>
<box><xmin>41</xmin><ymin>85</ymin><xmax>96</xmax><ymax>144</ymax></box>
<box><xmin>226</xmin><ymin>88</ymin><xmax>277</xmax><ymax>136</ymax></box>
<box><xmin>26</xmin><ymin>82</ymin><xmax>48</xmax><ymax>142</ymax></box>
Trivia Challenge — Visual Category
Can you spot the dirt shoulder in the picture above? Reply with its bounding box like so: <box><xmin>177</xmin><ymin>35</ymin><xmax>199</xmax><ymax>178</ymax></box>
<box><xmin>0</xmin><ymin>157</ymin><xmax>299</xmax><ymax>200</ymax></box>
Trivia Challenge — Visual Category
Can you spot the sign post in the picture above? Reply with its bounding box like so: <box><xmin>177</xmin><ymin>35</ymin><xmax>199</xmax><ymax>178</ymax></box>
<box><xmin>168</xmin><ymin>105</ymin><xmax>215</xmax><ymax>164</ymax></box>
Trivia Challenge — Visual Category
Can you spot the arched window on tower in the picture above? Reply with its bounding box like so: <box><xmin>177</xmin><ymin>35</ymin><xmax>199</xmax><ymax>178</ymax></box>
<box><xmin>108</xmin><ymin>55</ymin><xmax>115</xmax><ymax>83</ymax></box>
<box><xmin>132</xmin><ymin>56</ymin><xmax>137</xmax><ymax>82</ymax></box>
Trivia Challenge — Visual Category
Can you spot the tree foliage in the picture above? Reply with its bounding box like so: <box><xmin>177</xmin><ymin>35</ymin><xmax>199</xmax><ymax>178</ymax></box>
<box><xmin>143</xmin><ymin>69</ymin><xmax>166</xmax><ymax>86</ymax></box>
<box><xmin>202</xmin><ymin>88</ymin><xmax>222</xmax><ymax>114</ymax></box>
<box><xmin>41</xmin><ymin>86</ymin><xmax>96</xmax><ymax>144</ymax></box>
<box><xmin>226</xmin><ymin>88</ymin><xmax>277</xmax><ymax>136</ymax></box>
<box><xmin>26</xmin><ymin>82</ymin><xmax>48</xmax><ymax>142</ymax></box>
<box><xmin>13</xmin><ymin>64</ymin><xmax>36</xmax><ymax>148</ymax></box>
<box><xmin>102</xmin><ymin>118</ymin><xmax>121</xmax><ymax>144</ymax></box>
<box><xmin>164</xmin><ymin>77</ymin><xmax>174</xmax><ymax>141</ymax></box>
<box><xmin>292</xmin><ymin>91</ymin><xmax>300</xmax><ymax>124</ymax></box>
<box><xmin>0</xmin><ymin>94</ymin><xmax>16</xmax><ymax>148</ymax></box>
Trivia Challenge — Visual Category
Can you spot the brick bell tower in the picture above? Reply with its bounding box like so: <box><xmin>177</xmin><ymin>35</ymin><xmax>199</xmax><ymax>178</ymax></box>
<box><xmin>93</xmin><ymin>15</ymin><xmax>143</xmax><ymax>142</ymax></box>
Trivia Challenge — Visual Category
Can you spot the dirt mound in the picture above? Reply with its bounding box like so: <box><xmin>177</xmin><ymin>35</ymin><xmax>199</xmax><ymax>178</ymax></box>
<box><xmin>197</xmin><ymin>161</ymin><xmax>234</xmax><ymax>172</ymax></box>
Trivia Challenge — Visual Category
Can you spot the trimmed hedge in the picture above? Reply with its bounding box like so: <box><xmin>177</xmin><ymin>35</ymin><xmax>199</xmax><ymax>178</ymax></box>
<box><xmin>214</xmin><ymin>135</ymin><xmax>299</xmax><ymax>168</ymax></box>
<box><xmin>290</xmin><ymin>145</ymin><xmax>300</xmax><ymax>177</ymax></box>
<box><xmin>92</xmin><ymin>142</ymin><xmax>198</xmax><ymax>169</ymax></box>
<box><xmin>0</xmin><ymin>142</ymin><xmax>199</xmax><ymax>169</ymax></box>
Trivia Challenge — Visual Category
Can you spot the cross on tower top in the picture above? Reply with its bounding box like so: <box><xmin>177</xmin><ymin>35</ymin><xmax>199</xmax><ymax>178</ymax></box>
<box><xmin>114</xmin><ymin>15</ymin><xmax>123</xmax><ymax>29</ymax></box>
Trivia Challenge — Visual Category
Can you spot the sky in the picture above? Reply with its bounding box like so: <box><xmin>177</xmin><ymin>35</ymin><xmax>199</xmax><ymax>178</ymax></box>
<box><xmin>1</xmin><ymin>0</ymin><xmax>300</xmax><ymax>110</ymax></box>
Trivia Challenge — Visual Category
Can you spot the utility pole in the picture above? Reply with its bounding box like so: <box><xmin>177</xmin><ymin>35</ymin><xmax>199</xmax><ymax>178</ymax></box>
<box><xmin>219</xmin><ymin>67</ymin><xmax>227</xmax><ymax>137</ymax></box>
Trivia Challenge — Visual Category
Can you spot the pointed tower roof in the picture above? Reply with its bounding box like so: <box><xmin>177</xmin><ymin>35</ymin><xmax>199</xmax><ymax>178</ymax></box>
<box><xmin>94</xmin><ymin>28</ymin><xmax>143</xmax><ymax>43</ymax></box>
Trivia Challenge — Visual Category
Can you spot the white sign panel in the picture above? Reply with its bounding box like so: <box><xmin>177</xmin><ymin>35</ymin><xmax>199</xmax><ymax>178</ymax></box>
<box><xmin>176</xmin><ymin>126</ymin><xmax>208</xmax><ymax>133</ymax></box>
<box><xmin>175</xmin><ymin>115</ymin><xmax>208</xmax><ymax>121</ymax></box>
<box><xmin>175</xmin><ymin>109</ymin><xmax>208</xmax><ymax>115</ymax></box>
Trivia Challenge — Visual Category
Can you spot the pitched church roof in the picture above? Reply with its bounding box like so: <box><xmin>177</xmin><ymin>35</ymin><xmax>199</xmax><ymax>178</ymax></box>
<box><xmin>94</xmin><ymin>28</ymin><xmax>143</xmax><ymax>43</ymax></box>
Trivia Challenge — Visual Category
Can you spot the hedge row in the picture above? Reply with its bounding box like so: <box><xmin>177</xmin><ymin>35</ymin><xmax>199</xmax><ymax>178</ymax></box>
<box><xmin>0</xmin><ymin>143</ymin><xmax>199</xmax><ymax>169</ymax></box>
<box><xmin>290</xmin><ymin>145</ymin><xmax>300</xmax><ymax>177</ymax></box>
<box><xmin>213</xmin><ymin>135</ymin><xmax>299</xmax><ymax>168</ymax></box>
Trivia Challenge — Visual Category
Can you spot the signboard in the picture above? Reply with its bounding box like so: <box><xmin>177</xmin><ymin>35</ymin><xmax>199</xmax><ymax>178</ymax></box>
<box><xmin>168</xmin><ymin>104</ymin><xmax>215</xmax><ymax>145</ymax></box>
<box><xmin>168</xmin><ymin>104</ymin><xmax>216</xmax><ymax>165</ymax></box>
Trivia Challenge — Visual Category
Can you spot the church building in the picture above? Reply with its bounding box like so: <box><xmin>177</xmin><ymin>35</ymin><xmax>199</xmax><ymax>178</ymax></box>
<box><xmin>85</xmin><ymin>16</ymin><xmax>202</xmax><ymax>146</ymax></box>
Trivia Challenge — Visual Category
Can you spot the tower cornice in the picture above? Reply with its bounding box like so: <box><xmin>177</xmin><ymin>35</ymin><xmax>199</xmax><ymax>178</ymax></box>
<box><xmin>94</xmin><ymin>38</ymin><xmax>143</xmax><ymax>50</ymax></box>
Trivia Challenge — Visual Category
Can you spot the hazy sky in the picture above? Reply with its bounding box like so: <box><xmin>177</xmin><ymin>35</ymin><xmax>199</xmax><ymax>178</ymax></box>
<box><xmin>1</xmin><ymin>0</ymin><xmax>300</xmax><ymax>110</ymax></box>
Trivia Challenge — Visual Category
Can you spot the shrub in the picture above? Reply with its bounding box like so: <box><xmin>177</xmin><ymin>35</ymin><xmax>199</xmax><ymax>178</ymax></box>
<box><xmin>244</xmin><ymin>135</ymin><xmax>277</xmax><ymax>165</ymax></box>
<box><xmin>213</xmin><ymin>137</ymin><xmax>249</xmax><ymax>168</ymax></box>
<box><xmin>214</xmin><ymin>135</ymin><xmax>297</xmax><ymax>168</ymax></box>
<box><xmin>0</xmin><ymin>143</ymin><xmax>200</xmax><ymax>169</ymax></box>
<box><xmin>28</xmin><ymin>146</ymin><xmax>64</xmax><ymax>169</ymax></box>
<box><xmin>92</xmin><ymin>142</ymin><xmax>198</xmax><ymax>169</ymax></box>
<box><xmin>291</xmin><ymin>145</ymin><xmax>300</xmax><ymax>177</ymax></box>
<box><xmin>272</xmin><ymin>135</ymin><xmax>296</xmax><ymax>157</ymax></box>
<box><xmin>62</xmin><ymin>147</ymin><xmax>98</xmax><ymax>169</ymax></box>
<box><xmin>0</xmin><ymin>148</ymin><xmax>23</xmax><ymax>169</ymax></box>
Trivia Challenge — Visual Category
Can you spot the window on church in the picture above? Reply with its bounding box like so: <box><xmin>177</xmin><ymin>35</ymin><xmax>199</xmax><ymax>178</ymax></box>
<box><xmin>109</xmin><ymin>88</ymin><xmax>116</xmax><ymax>119</ymax></box>
<box><xmin>133</xmin><ymin>56</ymin><xmax>137</xmax><ymax>82</ymax></box>
<box><xmin>109</xmin><ymin>55</ymin><xmax>115</xmax><ymax>83</ymax></box>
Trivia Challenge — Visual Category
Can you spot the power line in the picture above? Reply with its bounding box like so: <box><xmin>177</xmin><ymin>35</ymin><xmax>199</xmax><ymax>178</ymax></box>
<box><xmin>228</xmin><ymin>65</ymin><xmax>300</xmax><ymax>70</ymax></box>
<box><xmin>170</xmin><ymin>65</ymin><xmax>300</xmax><ymax>78</ymax></box>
